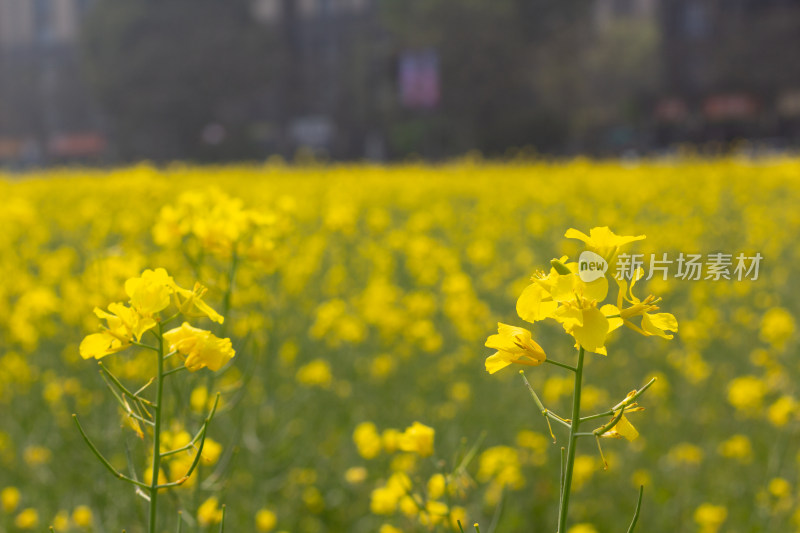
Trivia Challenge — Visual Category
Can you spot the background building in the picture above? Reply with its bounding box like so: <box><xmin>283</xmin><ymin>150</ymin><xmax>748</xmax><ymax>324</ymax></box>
<box><xmin>1</xmin><ymin>0</ymin><xmax>799</xmax><ymax>166</ymax></box>
<box><xmin>0</xmin><ymin>0</ymin><xmax>104</xmax><ymax>165</ymax></box>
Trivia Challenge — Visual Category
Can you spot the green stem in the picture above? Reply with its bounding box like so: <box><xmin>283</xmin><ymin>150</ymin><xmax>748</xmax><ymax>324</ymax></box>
<box><xmin>99</xmin><ymin>362</ymin><xmax>155</xmax><ymax>407</ymax></box>
<box><xmin>72</xmin><ymin>415</ymin><xmax>151</xmax><ymax>490</ymax></box>
<box><xmin>557</xmin><ymin>346</ymin><xmax>585</xmax><ymax>533</ymax></box>
<box><xmin>543</xmin><ymin>359</ymin><xmax>577</xmax><ymax>372</ymax></box>
<box><xmin>546</xmin><ymin>411</ymin><xmax>572</xmax><ymax>429</ymax></box>
<box><xmin>626</xmin><ymin>486</ymin><xmax>644</xmax><ymax>533</ymax></box>
<box><xmin>612</xmin><ymin>377</ymin><xmax>657</xmax><ymax>411</ymax></box>
<box><xmin>162</xmin><ymin>366</ymin><xmax>187</xmax><ymax>378</ymax></box>
<box><xmin>579</xmin><ymin>410</ymin><xmax>614</xmax><ymax>423</ymax></box>
<box><xmin>132</xmin><ymin>340</ymin><xmax>159</xmax><ymax>352</ymax></box>
<box><xmin>149</xmin><ymin>323</ymin><xmax>166</xmax><ymax>533</ymax></box>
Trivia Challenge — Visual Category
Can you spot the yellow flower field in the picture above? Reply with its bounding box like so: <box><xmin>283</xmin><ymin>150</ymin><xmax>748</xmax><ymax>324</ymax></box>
<box><xmin>0</xmin><ymin>158</ymin><xmax>798</xmax><ymax>532</ymax></box>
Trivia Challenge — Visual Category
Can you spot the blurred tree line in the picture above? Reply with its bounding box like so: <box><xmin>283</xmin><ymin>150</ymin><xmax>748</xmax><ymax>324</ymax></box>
<box><xmin>80</xmin><ymin>0</ymin><xmax>653</xmax><ymax>161</ymax></box>
<box><xmin>79</xmin><ymin>0</ymin><xmax>799</xmax><ymax>162</ymax></box>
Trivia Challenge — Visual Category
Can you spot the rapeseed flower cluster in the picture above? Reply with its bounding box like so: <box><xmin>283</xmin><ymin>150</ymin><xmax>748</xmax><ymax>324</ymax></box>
<box><xmin>484</xmin><ymin>227</ymin><xmax>678</xmax><ymax>531</ymax></box>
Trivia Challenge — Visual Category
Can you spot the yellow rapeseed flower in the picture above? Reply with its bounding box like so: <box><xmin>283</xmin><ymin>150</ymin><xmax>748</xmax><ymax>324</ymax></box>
<box><xmin>768</xmin><ymin>477</ymin><xmax>791</xmax><ymax>499</ymax></box>
<box><xmin>727</xmin><ymin>375</ymin><xmax>767</xmax><ymax>415</ymax></box>
<box><xmin>598</xmin><ymin>412</ymin><xmax>639</xmax><ymax>441</ymax></box>
<box><xmin>197</xmin><ymin>496</ymin><xmax>223</xmax><ymax>526</ymax></box>
<box><xmin>344</xmin><ymin>466</ymin><xmax>367</xmax><ymax>484</ymax></box>
<box><xmin>427</xmin><ymin>473</ymin><xmax>446</xmax><ymax>499</ymax></box>
<box><xmin>71</xmin><ymin>505</ymin><xmax>93</xmax><ymax>527</ymax></box>
<box><xmin>717</xmin><ymin>434</ymin><xmax>753</xmax><ymax>464</ymax></box>
<box><xmin>668</xmin><ymin>442</ymin><xmax>704</xmax><ymax>466</ymax></box>
<box><xmin>163</xmin><ymin>322</ymin><xmax>235</xmax><ymax>371</ymax></box>
<box><xmin>51</xmin><ymin>510</ymin><xmax>69</xmax><ymax>531</ymax></box>
<box><xmin>694</xmin><ymin>503</ymin><xmax>727</xmax><ymax>533</ymax></box>
<box><xmin>353</xmin><ymin>422</ymin><xmax>382</xmax><ymax>459</ymax></box>
<box><xmin>552</xmin><ymin>300</ymin><xmax>616</xmax><ymax>354</ymax></box>
<box><xmin>484</xmin><ymin>323</ymin><xmax>546</xmax><ymax>374</ymax></box>
<box><xmin>767</xmin><ymin>395</ymin><xmax>797</xmax><ymax>427</ymax></box>
<box><xmin>14</xmin><ymin>508</ymin><xmax>39</xmax><ymax>529</ymax></box>
<box><xmin>295</xmin><ymin>359</ymin><xmax>333</xmax><ymax>388</ymax></box>
<box><xmin>125</xmin><ymin>268</ymin><xmax>174</xmax><ymax>316</ymax></box>
<box><xmin>612</xmin><ymin>268</ymin><xmax>678</xmax><ymax>340</ymax></box>
<box><xmin>255</xmin><ymin>508</ymin><xmax>277</xmax><ymax>531</ymax></box>
<box><xmin>565</xmin><ymin>226</ymin><xmax>645</xmax><ymax>267</ymax></box>
<box><xmin>567</xmin><ymin>524</ymin><xmax>599</xmax><ymax>533</ymax></box>
<box><xmin>516</xmin><ymin>256</ymin><xmax>607</xmax><ymax>325</ymax></box>
<box><xmin>759</xmin><ymin>307</ymin><xmax>795</xmax><ymax>349</ymax></box>
<box><xmin>477</xmin><ymin>446</ymin><xmax>524</xmax><ymax>489</ymax></box>
<box><xmin>370</xmin><ymin>484</ymin><xmax>401</xmax><ymax>515</ymax></box>
<box><xmin>381</xmin><ymin>428</ymin><xmax>401</xmax><ymax>453</ymax></box>
<box><xmin>173</xmin><ymin>282</ymin><xmax>224</xmax><ymax>324</ymax></box>
<box><xmin>1</xmin><ymin>486</ymin><xmax>20</xmax><ymax>513</ymax></box>
<box><xmin>397</xmin><ymin>421</ymin><xmax>435</xmax><ymax>457</ymax></box>
<box><xmin>419</xmin><ymin>500</ymin><xmax>449</xmax><ymax>527</ymax></box>
<box><xmin>79</xmin><ymin>303</ymin><xmax>155</xmax><ymax>360</ymax></box>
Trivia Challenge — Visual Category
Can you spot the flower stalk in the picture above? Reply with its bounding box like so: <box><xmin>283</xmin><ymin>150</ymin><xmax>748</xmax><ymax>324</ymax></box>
<box><xmin>148</xmin><ymin>322</ymin><xmax>166</xmax><ymax>533</ymax></box>
<box><xmin>557</xmin><ymin>346</ymin><xmax>585</xmax><ymax>533</ymax></box>
<box><xmin>75</xmin><ymin>267</ymin><xmax>235</xmax><ymax>531</ymax></box>
<box><xmin>485</xmin><ymin>227</ymin><xmax>675</xmax><ymax>532</ymax></box>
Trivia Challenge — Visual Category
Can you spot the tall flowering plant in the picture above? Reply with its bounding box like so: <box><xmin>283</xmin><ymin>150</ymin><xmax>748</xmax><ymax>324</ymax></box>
<box><xmin>76</xmin><ymin>268</ymin><xmax>235</xmax><ymax>532</ymax></box>
<box><xmin>484</xmin><ymin>227</ymin><xmax>678</xmax><ymax>532</ymax></box>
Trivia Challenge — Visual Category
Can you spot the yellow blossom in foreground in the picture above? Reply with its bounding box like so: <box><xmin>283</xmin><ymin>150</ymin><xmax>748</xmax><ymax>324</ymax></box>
<box><xmin>125</xmin><ymin>268</ymin><xmax>174</xmax><ymax>316</ymax></box>
<box><xmin>565</xmin><ymin>226</ymin><xmax>645</xmax><ymax>266</ymax></box>
<box><xmin>79</xmin><ymin>303</ymin><xmax>155</xmax><ymax>360</ymax></box>
<box><xmin>613</xmin><ymin>269</ymin><xmax>678</xmax><ymax>340</ymax></box>
<box><xmin>255</xmin><ymin>508</ymin><xmax>277</xmax><ymax>531</ymax></box>
<box><xmin>484</xmin><ymin>322</ymin><xmax>546</xmax><ymax>373</ymax></box>
<box><xmin>397</xmin><ymin>421</ymin><xmax>435</xmax><ymax>457</ymax></box>
<box><xmin>174</xmin><ymin>282</ymin><xmax>224</xmax><ymax>324</ymax></box>
<box><xmin>553</xmin><ymin>300</ymin><xmax>615</xmax><ymax>354</ymax></box>
<box><xmin>598</xmin><ymin>412</ymin><xmax>639</xmax><ymax>441</ymax></box>
<box><xmin>163</xmin><ymin>322</ymin><xmax>235</xmax><ymax>371</ymax></box>
<box><xmin>516</xmin><ymin>256</ymin><xmax>608</xmax><ymax>325</ymax></box>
